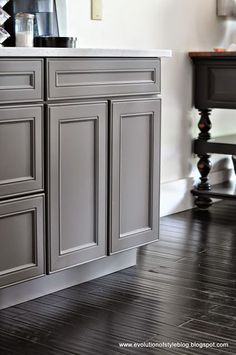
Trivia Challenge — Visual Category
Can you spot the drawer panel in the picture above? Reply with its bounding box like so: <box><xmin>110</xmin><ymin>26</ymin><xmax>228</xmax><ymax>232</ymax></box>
<box><xmin>0</xmin><ymin>194</ymin><xmax>45</xmax><ymax>288</ymax></box>
<box><xmin>0</xmin><ymin>59</ymin><xmax>43</xmax><ymax>103</ymax></box>
<box><xmin>0</xmin><ymin>105</ymin><xmax>43</xmax><ymax>198</ymax></box>
<box><xmin>195</xmin><ymin>60</ymin><xmax>236</xmax><ymax>109</ymax></box>
<box><xmin>47</xmin><ymin>58</ymin><xmax>160</xmax><ymax>100</ymax></box>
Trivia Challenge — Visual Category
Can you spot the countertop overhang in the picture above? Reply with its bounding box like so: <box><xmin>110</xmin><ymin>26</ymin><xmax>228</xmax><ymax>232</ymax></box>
<box><xmin>0</xmin><ymin>47</ymin><xmax>172</xmax><ymax>58</ymax></box>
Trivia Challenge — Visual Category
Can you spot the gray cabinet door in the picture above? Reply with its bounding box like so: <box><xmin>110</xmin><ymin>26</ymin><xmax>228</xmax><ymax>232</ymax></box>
<box><xmin>0</xmin><ymin>105</ymin><xmax>43</xmax><ymax>199</ymax></box>
<box><xmin>110</xmin><ymin>99</ymin><xmax>161</xmax><ymax>254</ymax></box>
<box><xmin>0</xmin><ymin>194</ymin><xmax>45</xmax><ymax>288</ymax></box>
<box><xmin>48</xmin><ymin>102</ymin><xmax>107</xmax><ymax>272</ymax></box>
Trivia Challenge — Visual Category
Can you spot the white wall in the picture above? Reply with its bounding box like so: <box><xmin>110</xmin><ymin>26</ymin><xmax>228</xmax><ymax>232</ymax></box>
<box><xmin>65</xmin><ymin>0</ymin><xmax>236</xmax><ymax>215</ymax></box>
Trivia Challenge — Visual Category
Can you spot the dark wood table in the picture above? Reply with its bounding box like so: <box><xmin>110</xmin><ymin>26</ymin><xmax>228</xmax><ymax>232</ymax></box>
<box><xmin>189</xmin><ymin>52</ymin><xmax>236</xmax><ymax>209</ymax></box>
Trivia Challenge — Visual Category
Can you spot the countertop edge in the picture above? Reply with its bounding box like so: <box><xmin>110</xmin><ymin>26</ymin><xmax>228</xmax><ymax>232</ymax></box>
<box><xmin>0</xmin><ymin>47</ymin><xmax>172</xmax><ymax>58</ymax></box>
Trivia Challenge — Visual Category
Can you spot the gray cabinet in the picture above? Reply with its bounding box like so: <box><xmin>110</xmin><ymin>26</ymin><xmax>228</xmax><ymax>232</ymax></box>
<box><xmin>0</xmin><ymin>105</ymin><xmax>43</xmax><ymax>199</ymax></box>
<box><xmin>48</xmin><ymin>102</ymin><xmax>107</xmax><ymax>272</ymax></box>
<box><xmin>46</xmin><ymin>58</ymin><xmax>161</xmax><ymax>261</ymax></box>
<box><xmin>0</xmin><ymin>195</ymin><xmax>45</xmax><ymax>288</ymax></box>
<box><xmin>0</xmin><ymin>56</ymin><xmax>162</xmax><ymax>288</ymax></box>
<box><xmin>109</xmin><ymin>99</ymin><xmax>161</xmax><ymax>253</ymax></box>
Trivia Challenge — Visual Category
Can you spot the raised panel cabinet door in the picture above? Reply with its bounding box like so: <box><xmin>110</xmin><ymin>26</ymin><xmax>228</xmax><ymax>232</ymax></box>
<box><xmin>110</xmin><ymin>99</ymin><xmax>161</xmax><ymax>254</ymax></box>
<box><xmin>48</xmin><ymin>102</ymin><xmax>107</xmax><ymax>272</ymax></box>
<box><xmin>0</xmin><ymin>105</ymin><xmax>43</xmax><ymax>199</ymax></box>
<box><xmin>0</xmin><ymin>194</ymin><xmax>45</xmax><ymax>288</ymax></box>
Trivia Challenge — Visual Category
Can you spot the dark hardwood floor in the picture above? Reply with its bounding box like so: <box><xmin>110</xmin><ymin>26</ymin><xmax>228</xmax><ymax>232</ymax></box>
<box><xmin>1</xmin><ymin>200</ymin><xmax>236</xmax><ymax>354</ymax></box>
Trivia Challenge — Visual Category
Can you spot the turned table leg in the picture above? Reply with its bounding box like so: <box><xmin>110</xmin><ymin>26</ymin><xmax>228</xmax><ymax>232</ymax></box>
<box><xmin>195</xmin><ymin>109</ymin><xmax>213</xmax><ymax>209</ymax></box>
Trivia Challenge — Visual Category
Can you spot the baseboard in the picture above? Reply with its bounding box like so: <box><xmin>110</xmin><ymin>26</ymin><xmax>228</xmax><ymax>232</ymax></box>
<box><xmin>0</xmin><ymin>249</ymin><xmax>136</xmax><ymax>310</ymax></box>
<box><xmin>160</xmin><ymin>168</ymin><xmax>233</xmax><ymax>217</ymax></box>
<box><xmin>160</xmin><ymin>177</ymin><xmax>194</xmax><ymax>217</ymax></box>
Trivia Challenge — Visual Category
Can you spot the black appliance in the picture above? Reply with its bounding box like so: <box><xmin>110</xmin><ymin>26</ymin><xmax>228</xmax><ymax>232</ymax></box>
<box><xmin>34</xmin><ymin>36</ymin><xmax>77</xmax><ymax>48</ymax></box>
<box><xmin>4</xmin><ymin>0</ymin><xmax>59</xmax><ymax>46</ymax></box>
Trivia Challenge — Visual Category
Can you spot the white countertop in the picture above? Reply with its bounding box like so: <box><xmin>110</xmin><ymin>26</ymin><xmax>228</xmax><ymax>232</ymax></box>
<box><xmin>0</xmin><ymin>47</ymin><xmax>172</xmax><ymax>58</ymax></box>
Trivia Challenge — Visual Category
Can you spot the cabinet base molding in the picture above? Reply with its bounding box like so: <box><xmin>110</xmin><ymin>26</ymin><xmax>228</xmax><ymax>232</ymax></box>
<box><xmin>0</xmin><ymin>249</ymin><xmax>136</xmax><ymax>310</ymax></box>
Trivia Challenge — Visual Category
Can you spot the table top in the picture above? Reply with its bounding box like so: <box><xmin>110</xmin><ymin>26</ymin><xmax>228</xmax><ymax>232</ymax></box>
<box><xmin>189</xmin><ymin>51</ymin><xmax>236</xmax><ymax>58</ymax></box>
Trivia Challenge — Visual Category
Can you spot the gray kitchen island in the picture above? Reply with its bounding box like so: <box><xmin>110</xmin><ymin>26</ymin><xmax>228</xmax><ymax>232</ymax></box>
<box><xmin>0</xmin><ymin>47</ymin><xmax>171</xmax><ymax>309</ymax></box>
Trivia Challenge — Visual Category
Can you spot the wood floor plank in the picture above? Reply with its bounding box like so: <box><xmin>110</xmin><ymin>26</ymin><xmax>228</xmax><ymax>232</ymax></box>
<box><xmin>212</xmin><ymin>305</ymin><xmax>236</xmax><ymax>316</ymax></box>
<box><xmin>197</xmin><ymin>312</ymin><xmax>236</xmax><ymax>328</ymax></box>
<box><xmin>138</xmin><ymin>251</ymin><xmax>236</xmax><ymax>283</ymax></box>
<box><xmin>149</xmin><ymin>327</ymin><xmax>235</xmax><ymax>354</ymax></box>
<box><xmin>181</xmin><ymin>318</ymin><xmax>236</xmax><ymax>342</ymax></box>
<box><xmin>120</xmin><ymin>267</ymin><xmax>236</xmax><ymax>299</ymax></box>
<box><xmin>0</xmin><ymin>329</ymin><xmax>76</xmax><ymax>355</ymax></box>
<box><xmin>0</xmin><ymin>316</ymin><xmax>127</xmax><ymax>355</ymax></box>
<box><xmin>35</xmin><ymin>291</ymin><xmax>192</xmax><ymax>326</ymax></box>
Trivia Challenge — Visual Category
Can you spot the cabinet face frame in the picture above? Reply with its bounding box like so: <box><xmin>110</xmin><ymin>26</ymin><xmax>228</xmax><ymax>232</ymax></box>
<box><xmin>47</xmin><ymin>101</ymin><xmax>107</xmax><ymax>272</ymax></box>
<box><xmin>0</xmin><ymin>195</ymin><xmax>45</xmax><ymax>289</ymax></box>
<box><xmin>109</xmin><ymin>98</ymin><xmax>161</xmax><ymax>254</ymax></box>
<box><xmin>0</xmin><ymin>105</ymin><xmax>44</xmax><ymax>199</ymax></box>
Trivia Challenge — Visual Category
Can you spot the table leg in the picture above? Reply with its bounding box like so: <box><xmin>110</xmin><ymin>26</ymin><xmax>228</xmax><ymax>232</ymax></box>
<box><xmin>195</xmin><ymin>109</ymin><xmax>213</xmax><ymax>209</ymax></box>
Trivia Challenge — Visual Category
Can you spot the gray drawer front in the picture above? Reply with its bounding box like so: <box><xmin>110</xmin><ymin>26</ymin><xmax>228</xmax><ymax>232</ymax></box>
<box><xmin>0</xmin><ymin>59</ymin><xmax>43</xmax><ymax>104</ymax></box>
<box><xmin>0</xmin><ymin>105</ymin><xmax>43</xmax><ymax>199</ymax></box>
<box><xmin>47</xmin><ymin>58</ymin><xmax>160</xmax><ymax>100</ymax></box>
<box><xmin>0</xmin><ymin>195</ymin><xmax>45</xmax><ymax>288</ymax></box>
